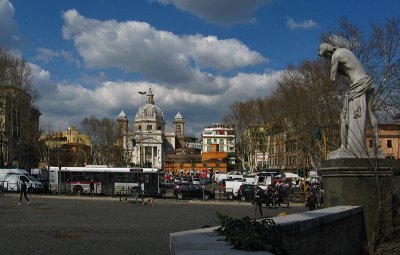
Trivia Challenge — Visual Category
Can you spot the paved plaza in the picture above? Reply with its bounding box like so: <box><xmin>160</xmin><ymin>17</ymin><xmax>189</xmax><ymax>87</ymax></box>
<box><xmin>0</xmin><ymin>193</ymin><xmax>306</xmax><ymax>255</ymax></box>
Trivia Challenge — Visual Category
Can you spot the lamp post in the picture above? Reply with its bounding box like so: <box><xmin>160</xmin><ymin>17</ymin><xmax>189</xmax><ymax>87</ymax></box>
<box><xmin>138</xmin><ymin>91</ymin><xmax>146</xmax><ymax>167</ymax></box>
<box><xmin>77</xmin><ymin>149</ymin><xmax>87</xmax><ymax>166</ymax></box>
<box><xmin>68</xmin><ymin>127</ymin><xmax>72</xmax><ymax>143</ymax></box>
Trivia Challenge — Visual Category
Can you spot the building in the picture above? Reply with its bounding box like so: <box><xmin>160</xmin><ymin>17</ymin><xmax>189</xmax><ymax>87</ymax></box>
<box><xmin>368</xmin><ymin>123</ymin><xmax>400</xmax><ymax>159</ymax></box>
<box><xmin>201</xmin><ymin>124</ymin><xmax>235</xmax><ymax>153</ymax></box>
<box><xmin>40</xmin><ymin>126</ymin><xmax>92</xmax><ymax>167</ymax></box>
<box><xmin>163</xmin><ymin>143</ymin><xmax>228</xmax><ymax>176</ymax></box>
<box><xmin>0</xmin><ymin>86</ymin><xmax>41</xmax><ymax>169</ymax></box>
<box><xmin>117</xmin><ymin>88</ymin><xmax>183</xmax><ymax>169</ymax></box>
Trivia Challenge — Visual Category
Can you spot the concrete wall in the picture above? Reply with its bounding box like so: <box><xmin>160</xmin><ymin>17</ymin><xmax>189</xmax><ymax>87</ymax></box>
<box><xmin>171</xmin><ymin>206</ymin><xmax>368</xmax><ymax>255</ymax></box>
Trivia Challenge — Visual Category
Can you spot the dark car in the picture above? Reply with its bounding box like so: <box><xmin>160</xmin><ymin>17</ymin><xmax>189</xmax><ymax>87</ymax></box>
<box><xmin>173</xmin><ymin>183</ymin><xmax>214</xmax><ymax>200</ymax></box>
<box><xmin>161</xmin><ymin>180</ymin><xmax>175</xmax><ymax>189</ymax></box>
<box><xmin>237</xmin><ymin>184</ymin><xmax>263</xmax><ymax>201</ymax></box>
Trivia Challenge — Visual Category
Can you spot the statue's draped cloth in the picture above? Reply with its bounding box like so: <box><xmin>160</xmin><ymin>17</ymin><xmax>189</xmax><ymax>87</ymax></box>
<box><xmin>330</xmin><ymin>76</ymin><xmax>375</xmax><ymax>159</ymax></box>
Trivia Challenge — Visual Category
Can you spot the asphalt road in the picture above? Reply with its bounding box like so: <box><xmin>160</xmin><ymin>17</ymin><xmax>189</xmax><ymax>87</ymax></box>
<box><xmin>0</xmin><ymin>193</ymin><xmax>306</xmax><ymax>255</ymax></box>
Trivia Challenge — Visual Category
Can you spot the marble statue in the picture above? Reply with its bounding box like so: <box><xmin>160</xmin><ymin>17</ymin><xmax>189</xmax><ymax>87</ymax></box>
<box><xmin>318</xmin><ymin>43</ymin><xmax>382</xmax><ymax>159</ymax></box>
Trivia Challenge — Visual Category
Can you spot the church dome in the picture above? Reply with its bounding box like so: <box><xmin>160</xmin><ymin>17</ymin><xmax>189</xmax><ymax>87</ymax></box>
<box><xmin>135</xmin><ymin>88</ymin><xmax>166</xmax><ymax>124</ymax></box>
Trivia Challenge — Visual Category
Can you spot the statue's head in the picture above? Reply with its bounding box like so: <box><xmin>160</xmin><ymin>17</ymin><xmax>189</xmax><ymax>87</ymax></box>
<box><xmin>318</xmin><ymin>43</ymin><xmax>336</xmax><ymax>58</ymax></box>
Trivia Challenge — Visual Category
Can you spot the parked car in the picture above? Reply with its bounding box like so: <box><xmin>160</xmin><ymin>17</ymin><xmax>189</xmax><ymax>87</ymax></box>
<box><xmin>191</xmin><ymin>178</ymin><xmax>201</xmax><ymax>185</ymax></box>
<box><xmin>0</xmin><ymin>168</ymin><xmax>44</xmax><ymax>193</ymax></box>
<box><xmin>201</xmin><ymin>178</ymin><xmax>211</xmax><ymax>185</ymax></box>
<box><xmin>173</xmin><ymin>183</ymin><xmax>214</xmax><ymax>200</ymax></box>
<box><xmin>237</xmin><ymin>184</ymin><xmax>263</xmax><ymax>201</ymax></box>
<box><xmin>181</xmin><ymin>177</ymin><xmax>190</xmax><ymax>183</ymax></box>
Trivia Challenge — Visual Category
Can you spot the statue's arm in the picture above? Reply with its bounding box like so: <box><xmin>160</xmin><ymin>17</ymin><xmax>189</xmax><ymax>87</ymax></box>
<box><xmin>330</xmin><ymin>56</ymin><xmax>339</xmax><ymax>82</ymax></box>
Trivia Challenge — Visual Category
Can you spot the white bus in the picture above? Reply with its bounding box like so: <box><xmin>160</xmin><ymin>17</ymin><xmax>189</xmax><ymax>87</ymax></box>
<box><xmin>49</xmin><ymin>166</ymin><xmax>163</xmax><ymax>196</ymax></box>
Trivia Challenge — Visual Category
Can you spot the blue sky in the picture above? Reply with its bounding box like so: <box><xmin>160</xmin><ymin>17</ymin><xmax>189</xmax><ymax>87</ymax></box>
<box><xmin>1</xmin><ymin>0</ymin><xmax>398</xmax><ymax>137</ymax></box>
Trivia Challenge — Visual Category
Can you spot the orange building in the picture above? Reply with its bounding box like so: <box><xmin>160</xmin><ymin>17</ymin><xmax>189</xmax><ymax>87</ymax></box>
<box><xmin>164</xmin><ymin>144</ymin><xmax>227</xmax><ymax>176</ymax></box>
<box><xmin>368</xmin><ymin>123</ymin><xmax>400</xmax><ymax>159</ymax></box>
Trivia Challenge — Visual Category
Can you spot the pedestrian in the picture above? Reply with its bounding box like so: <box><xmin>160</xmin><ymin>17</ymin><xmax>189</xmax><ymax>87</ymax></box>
<box><xmin>18</xmin><ymin>181</ymin><xmax>30</xmax><ymax>206</ymax></box>
<box><xmin>89</xmin><ymin>180</ymin><xmax>95</xmax><ymax>195</ymax></box>
<box><xmin>274</xmin><ymin>189</ymin><xmax>281</xmax><ymax>208</ymax></box>
<box><xmin>306</xmin><ymin>191</ymin><xmax>319</xmax><ymax>211</ymax></box>
<box><xmin>252</xmin><ymin>187</ymin><xmax>264</xmax><ymax>218</ymax></box>
<box><xmin>133</xmin><ymin>180</ymin><xmax>143</xmax><ymax>204</ymax></box>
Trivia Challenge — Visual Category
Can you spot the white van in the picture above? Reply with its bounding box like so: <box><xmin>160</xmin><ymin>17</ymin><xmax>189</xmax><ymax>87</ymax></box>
<box><xmin>0</xmin><ymin>168</ymin><xmax>44</xmax><ymax>193</ymax></box>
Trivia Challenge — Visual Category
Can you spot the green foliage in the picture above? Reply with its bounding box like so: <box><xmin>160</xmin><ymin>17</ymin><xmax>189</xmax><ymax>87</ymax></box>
<box><xmin>214</xmin><ymin>212</ymin><xmax>286</xmax><ymax>253</ymax></box>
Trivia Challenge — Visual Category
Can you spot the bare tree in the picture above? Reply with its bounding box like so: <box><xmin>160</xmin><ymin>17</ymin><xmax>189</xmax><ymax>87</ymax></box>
<box><xmin>275</xmin><ymin>59</ymin><xmax>343</xmax><ymax>170</ymax></box>
<box><xmin>81</xmin><ymin>116</ymin><xmax>131</xmax><ymax>166</ymax></box>
<box><xmin>0</xmin><ymin>48</ymin><xmax>40</xmax><ymax>168</ymax></box>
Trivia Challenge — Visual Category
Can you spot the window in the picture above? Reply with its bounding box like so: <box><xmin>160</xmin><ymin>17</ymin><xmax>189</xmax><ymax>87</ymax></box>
<box><xmin>207</xmin><ymin>139</ymin><xmax>211</xmax><ymax>144</ymax></box>
<box><xmin>387</xmin><ymin>140</ymin><xmax>392</xmax><ymax>148</ymax></box>
<box><xmin>213</xmin><ymin>139</ymin><xmax>217</xmax><ymax>143</ymax></box>
<box><xmin>369</xmin><ymin>140</ymin><xmax>373</xmax><ymax>148</ymax></box>
<box><xmin>158</xmin><ymin>126</ymin><xmax>162</xmax><ymax>130</ymax></box>
<box><xmin>147</xmin><ymin>125</ymin><xmax>152</xmax><ymax>131</ymax></box>
<box><xmin>138</xmin><ymin>125</ymin><xmax>141</xmax><ymax>131</ymax></box>
<box><xmin>219</xmin><ymin>145</ymin><xmax>224</xmax><ymax>152</ymax></box>
<box><xmin>176</xmin><ymin>125</ymin><xmax>181</xmax><ymax>135</ymax></box>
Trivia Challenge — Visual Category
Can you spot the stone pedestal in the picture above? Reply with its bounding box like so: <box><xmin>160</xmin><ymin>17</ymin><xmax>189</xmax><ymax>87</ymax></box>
<box><xmin>319</xmin><ymin>158</ymin><xmax>399</xmax><ymax>241</ymax></box>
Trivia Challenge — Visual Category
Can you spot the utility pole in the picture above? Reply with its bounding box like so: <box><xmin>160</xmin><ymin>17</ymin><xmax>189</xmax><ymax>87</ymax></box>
<box><xmin>138</xmin><ymin>91</ymin><xmax>146</xmax><ymax>167</ymax></box>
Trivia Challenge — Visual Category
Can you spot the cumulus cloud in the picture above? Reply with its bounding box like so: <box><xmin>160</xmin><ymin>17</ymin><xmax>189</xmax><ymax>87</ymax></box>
<box><xmin>27</xmin><ymin>8</ymin><xmax>279</xmax><ymax>136</ymax></box>
<box><xmin>286</xmin><ymin>17</ymin><xmax>318</xmax><ymax>30</ymax></box>
<box><xmin>151</xmin><ymin>0</ymin><xmax>269</xmax><ymax>26</ymax></box>
<box><xmin>33</xmin><ymin>47</ymin><xmax>75</xmax><ymax>64</ymax></box>
<box><xmin>61</xmin><ymin>9</ymin><xmax>266</xmax><ymax>94</ymax></box>
<box><xmin>30</xmin><ymin>61</ymin><xmax>280</xmax><ymax>135</ymax></box>
<box><xmin>0</xmin><ymin>0</ymin><xmax>20</xmax><ymax>46</ymax></box>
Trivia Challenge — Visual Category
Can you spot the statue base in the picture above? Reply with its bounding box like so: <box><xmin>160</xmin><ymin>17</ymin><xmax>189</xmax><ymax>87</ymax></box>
<box><xmin>328</xmin><ymin>147</ymin><xmax>385</xmax><ymax>160</ymax></box>
<box><xmin>319</xmin><ymin>158</ymin><xmax>399</xmax><ymax>242</ymax></box>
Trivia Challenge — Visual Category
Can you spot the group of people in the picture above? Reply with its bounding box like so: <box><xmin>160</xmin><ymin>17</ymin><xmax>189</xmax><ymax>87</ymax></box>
<box><xmin>252</xmin><ymin>183</ymin><xmax>291</xmax><ymax>217</ymax></box>
<box><xmin>252</xmin><ymin>180</ymin><xmax>324</xmax><ymax>217</ymax></box>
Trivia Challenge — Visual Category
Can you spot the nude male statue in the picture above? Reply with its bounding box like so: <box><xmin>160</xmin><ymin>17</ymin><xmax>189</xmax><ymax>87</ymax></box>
<box><xmin>318</xmin><ymin>43</ymin><xmax>382</xmax><ymax>158</ymax></box>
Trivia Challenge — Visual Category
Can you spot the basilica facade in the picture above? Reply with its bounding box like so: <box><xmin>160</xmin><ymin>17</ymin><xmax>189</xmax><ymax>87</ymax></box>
<box><xmin>116</xmin><ymin>88</ymin><xmax>184</xmax><ymax>169</ymax></box>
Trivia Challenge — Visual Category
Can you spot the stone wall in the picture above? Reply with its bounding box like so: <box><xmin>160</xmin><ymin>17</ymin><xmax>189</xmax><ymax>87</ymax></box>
<box><xmin>274</xmin><ymin>206</ymin><xmax>368</xmax><ymax>255</ymax></box>
<box><xmin>170</xmin><ymin>206</ymin><xmax>368</xmax><ymax>255</ymax></box>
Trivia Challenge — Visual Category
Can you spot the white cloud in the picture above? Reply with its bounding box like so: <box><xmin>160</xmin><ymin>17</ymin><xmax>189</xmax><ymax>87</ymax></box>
<box><xmin>0</xmin><ymin>0</ymin><xmax>19</xmax><ymax>46</ymax></box>
<box><xmin>61</xmin><ymin>9</ymin><xmax>266</xmax><ymax>94</ymax></box>
<box><xmin>30</xmin><ymin>62</ymin><xmax>280</xmax><ymax>136</ymax></box>
<box><xmin>33</xmin><ymin>47</ymin><xmax>75</xmax><ymax>64</ymax></box>
<box><xmin>26</xmin><ymin>8</ymin><xmax>280</xmax><ymax>136</ymax></box>
<box><xmin>286</xmin><ymin>17</ymin><xmax>318</xmax><ymax>30</ymax></box>
<box><xmin>151</xmin><ymin>0</ymin><xmax>269</xmax><ymax>26</ymax></box>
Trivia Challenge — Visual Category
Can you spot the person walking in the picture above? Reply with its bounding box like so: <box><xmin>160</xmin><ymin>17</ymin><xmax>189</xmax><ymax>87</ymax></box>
<box><xmin>306</xmin><ymin>191</ymin><xmax>319</xmax><ymax>211</ymax></box>
<box><xmin>252</xmin><ymin>187</ymin><xmax>264</xmax><ymax>218</ymax></box>
<box><xmin>89</xmin><ymin>180</ymin><xmax>95</xmax><ymax>195</ymax></box>
<box><xmin>133</xmin><ymin>180</ymin><xmax>143</xmax><ymax>205</ymax></box>
<box><xmin>18</xmin><ymin>181</ymin><xmax>30</xmax><ymax>206</ymax></box>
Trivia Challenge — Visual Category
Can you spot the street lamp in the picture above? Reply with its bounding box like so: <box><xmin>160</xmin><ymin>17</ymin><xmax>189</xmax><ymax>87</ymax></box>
<box><xmin>74</xmin><ymin>148</ymin><xmax>88</xmax><ymax>167</ymax></box>
<box><xmin>68</xmin><ymin>127</ymin><xmax>72</xmax><ymax>143</ymax></box>
<box><xmin>138</xmin><ymin>91</ymin><xmax>146</xmax><ymax>167</ymax></box>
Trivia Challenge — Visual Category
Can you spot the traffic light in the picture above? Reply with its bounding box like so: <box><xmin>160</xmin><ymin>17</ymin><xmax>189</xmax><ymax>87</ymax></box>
<box><xmin>131</xmin><ymin>139</ymin><xmax>136</xmax><ymax>146</ymax></box>
<box><xmin>314</xmin><ymin>129</ymin><xmax>322</xmax><ymax>141</ymax></box>
<box><xmin>296</xmin><ymin>168</ymin><xmax>304</xmax><ymax>177</ymax></box>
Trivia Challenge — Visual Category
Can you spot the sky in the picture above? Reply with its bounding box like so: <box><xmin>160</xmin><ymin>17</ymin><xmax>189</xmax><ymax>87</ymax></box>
<box><xmin>1</xmin><ymin>0</ymin><xmax>399</xmax><ymax>138</ymax></box>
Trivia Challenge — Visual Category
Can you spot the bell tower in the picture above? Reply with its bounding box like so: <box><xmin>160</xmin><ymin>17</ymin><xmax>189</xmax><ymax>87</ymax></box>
<box><xmin>116</xmin><ymin>109</ymin><xmax>129</xmax><ymax>147</ymax></box>
<box><xmin>173</xmin><ymin>111</ymin><xmax>185</xmax><ymax>149</ymax></box>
